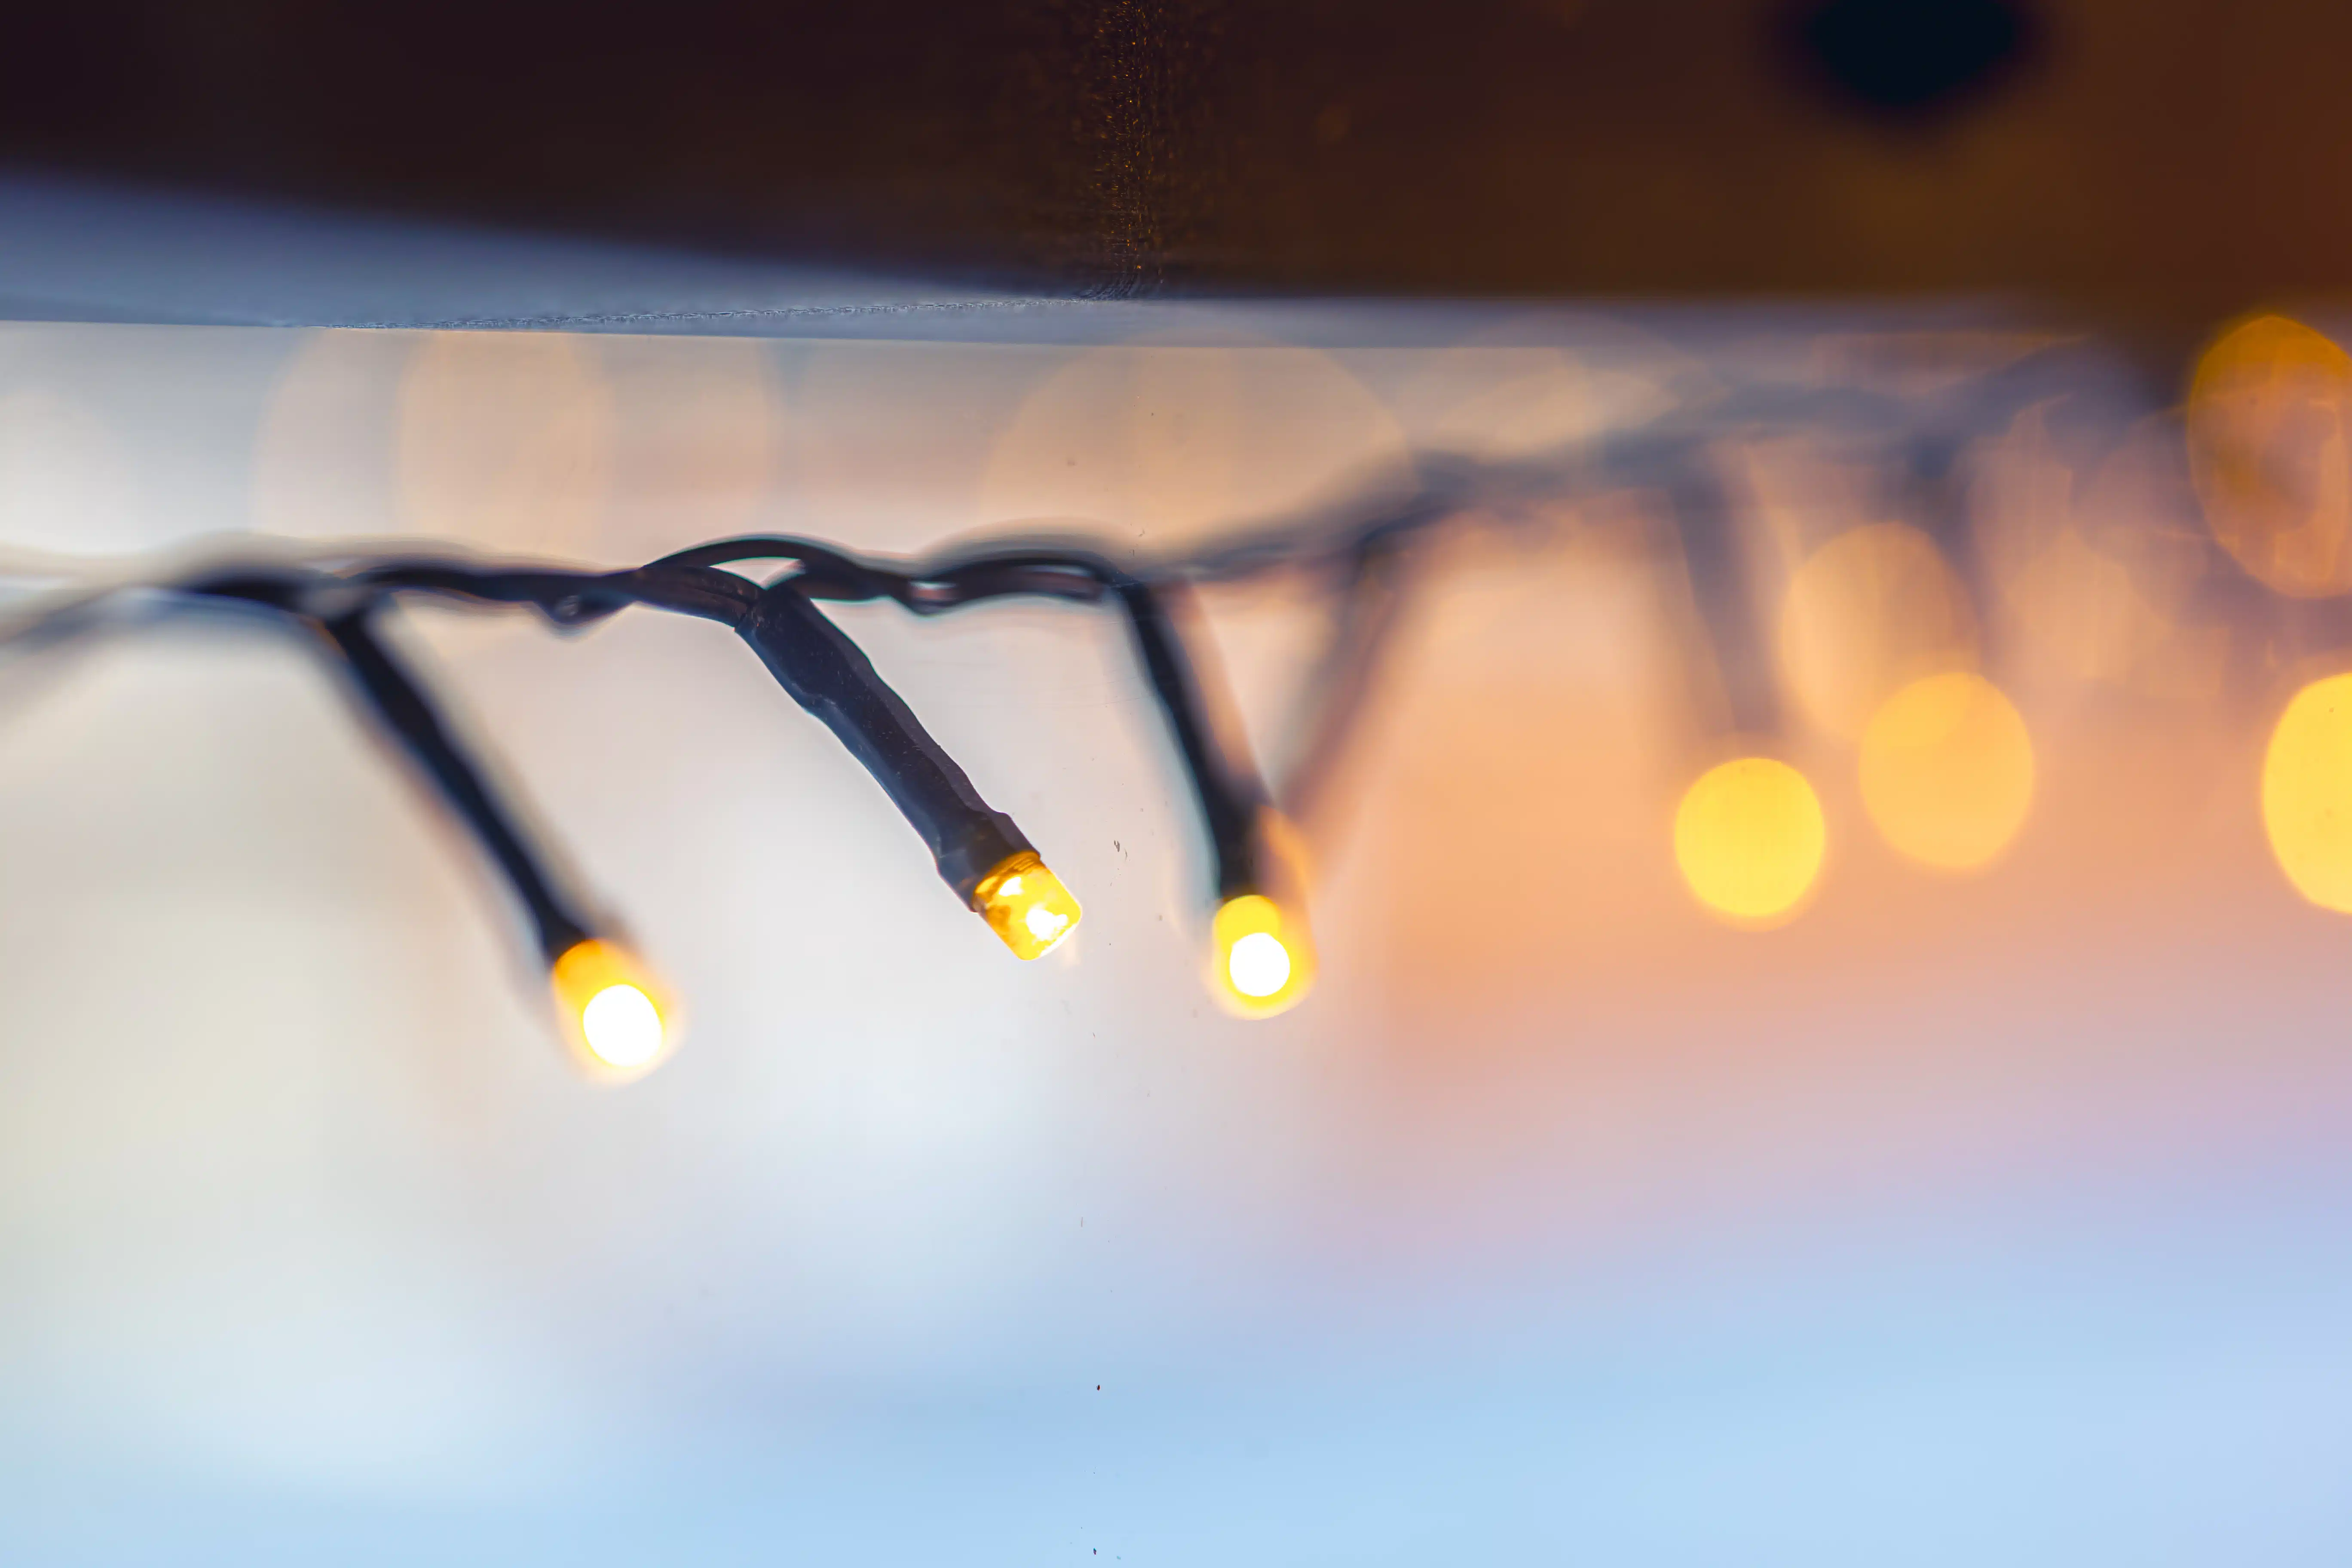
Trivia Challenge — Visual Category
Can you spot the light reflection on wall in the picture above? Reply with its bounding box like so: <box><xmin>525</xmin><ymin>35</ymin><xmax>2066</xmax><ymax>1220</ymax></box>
<box><xmin>1859</xmin><ymin>671</ymin><xmax>2035</xmax><ymax>873</ymax></box>
<box><xmin>1778</xmin><ymin>521</ymin><xmax>1978</xmax><ymax>741</ymax></box>
<box><xmin>977</xmin><ymin>340</ymin><xmax>1412</xmax><ymax>550</ymax></box>
<box><xmin>396</xmin><ymin>330</ymin><xmax>615</xmax><ymax>551</ymax></box>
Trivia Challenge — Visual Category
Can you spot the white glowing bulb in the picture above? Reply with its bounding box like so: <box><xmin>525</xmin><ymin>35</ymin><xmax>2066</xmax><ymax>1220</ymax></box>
<box><xmin>1024</xmin><ymin>902</ymin><xmax>1071</xmax><ymax>945</ymax></box>
<box><xmin>1227</xmin><ymin>931</ymin><xmax>1292</xmax><ymax>998</ymax></box>
<box><xmin>580</xmin><ymin>983</ymin><xmax>664</xmax><ymax>1068</ymax></box>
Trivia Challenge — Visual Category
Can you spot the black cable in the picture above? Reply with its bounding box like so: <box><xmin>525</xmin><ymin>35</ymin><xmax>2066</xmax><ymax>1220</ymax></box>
<box><xmin>1110</xmin><ymin>579</ymin><xmax>1267</xmax><ymax>901</ymax></box>
<box><xmin>0</xmin><ymin>361</ymin><xmax>2086</xmax><ymax>1014</ymax></box>
<box><xmin>738</xmin><ymin>578</ymin><xmax>1038</xmax><ymax>902</ymax></box>
<box><xmin>160</xmin><ymin>570</ymin><xmax>606</xmax><ymax>967</ymax></box>
<box><xmin>643</xmin><ymin>538</ymin><xmax>1277</xmax><ymax>898</ymax></box>
<box><xmin>312</xmin><ymin>604</ymin><xmax>598</xmax><ymax>965</ymax></box>
<box><xmin>9</xmin><ymin>567</ymin><xmax>615</xmax><ymax>977</ymax></box>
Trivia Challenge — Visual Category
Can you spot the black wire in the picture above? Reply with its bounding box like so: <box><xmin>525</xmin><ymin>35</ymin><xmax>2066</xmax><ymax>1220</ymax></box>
<box><xmin>642</xmin><ymin>535</ymin><xmax>1274</xmax><ymax>901</ymax></box>
<box><xmin>738</xmin><ymin>578</ymin><xmax>1035</xmax><ymax>901</ymax></box>
<box><xmin>64</xmin><ymin>569</ymin><xmax>609</xmax><ymax>971</ymax></box>
<box><xmin>313</xmin><ymin>605</ymin><xmax>597</xmax><ymax>964</ymax></box>
<box><xmin>0</xmin><ymin>358</ymin><xmax>2101</xmax><ymax>943</ymax></box>
<box><xmin>1111</xmin><ymin>579</ymin><xmax>1265</xmax><ymax>901</ymax></box>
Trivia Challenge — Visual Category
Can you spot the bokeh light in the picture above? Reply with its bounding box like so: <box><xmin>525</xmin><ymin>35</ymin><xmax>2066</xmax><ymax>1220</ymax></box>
<box><xmin>1858</xmin><ymin>671</ymin><xmax>2036</xmax><ymax>872</ymax></box>
<box><xmin>580</xmin><ymin>983</ymin><xmax>664</xmax><ymax>1068</ymax></box>
<box><xmin>1672</xmin><ymin>757</ymin><xmax>1827</xmax><ymax>927</ymax></box>
<box><xmin>1227</xmin><ymin>931</ymin><xmax>1292</xmax><ymax>997</ymax></box>
<box><xmin>1209</xmin><ymin>893</ymin><xmax>1316</xmax><ymax>1017</ymax></box>
<box><xmin>1779</xmin><ymin>522</ymin><xmax>1978</xmax><ymax>739</ymax></box>
<box><xmin>2187</xmin><ymin>314</ymin><xmax>2352</xmax><ymax>598</ymax></box>
<box><xmin>549</xmin><ymin>938</ymin><xmax>677</xmax><ymax>1079</ymax></box>
<box><xmin>2262</xmin><ymin>672</ymin><xmax>2352</xmax><ymax>913</ymax></box>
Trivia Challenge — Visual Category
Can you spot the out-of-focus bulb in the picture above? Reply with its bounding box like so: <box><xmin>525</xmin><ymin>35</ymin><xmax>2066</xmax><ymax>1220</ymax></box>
<box><xmin>1228</xmin><ymin>931</ymin><xmax>1291</xmax><ymax>997</ymax></box>
<box><xmin>2263</xmin><ymin>671</ymin><xmax>2352</xmax><ymax>912</ymax></box>
<box><xmin>582</xmin><ymin>984</ymin><xmax>662</xmax><ymax>1064</ymax></box>
<box><xmin>1210</xmin><ymin>893</ymin><xmax>1315</xmax><ymax>1017</ymax></box>
<box><xmin>972</xmin><ymin>851</ymin><xmax>1083</xmax><ymax>960</ymax></box>
<box><xmin>1672</xmin><ymin>756</ymin><xmax>1826</xmax><ymax>928</ymax></box>
<box><xmin>2188</xmin><ymin>314</ymin><xmax>2352</xmax><ymax>598</ymax></box>
<box><xmin>550</xmin><ymin>938</ymin><xmax>677</xmax><ymax>1079</ymax></box>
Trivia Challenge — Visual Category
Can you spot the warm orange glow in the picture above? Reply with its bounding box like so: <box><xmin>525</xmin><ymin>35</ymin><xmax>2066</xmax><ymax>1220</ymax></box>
<box><xmin>1209</xmin><ymin>894</ymin><xmax>1317</xmax><ymax>1017</ymax></box>
<box><xmin>397</xmin><ymin>331</ymin><xmax>616</xmax><ymax>552</ymax></box>
<box><xmin>976</xmin><ymin>342</ymin><xmax>1410</xmax><ymax>553</ymax></box>
<box><xmin>1779</xmin><ymin>523</ymin><xmax>1977</xmax><ymax>739</ymax></box>
<box><xmin>549</xmin><ymin>938</ymin><xmax>676</xmax><ymax>1080</ymax></box>
<box><xmin>972</xmin><ymin>852</ymin><xmax>1083</xmax><ymax>959</ymax></box>
<box><xmin>1672</xmin><ymin>757</ymin><xmax>1826</xmax><ymax>927</ymax></box>
<box><xmin>2188</xmin><ymin>314</ymin><xmax>2352</xmax><ymax>597</ymax></box>
<box><xmin>2263</xmin><ymin>673</ymin><xmax>2352</xmax><ymax>913</ymax></box>
<box><xmin>1858</xmin><ymin>671</ymin><xmax>2036</xmax><ymax>873</ymax></box>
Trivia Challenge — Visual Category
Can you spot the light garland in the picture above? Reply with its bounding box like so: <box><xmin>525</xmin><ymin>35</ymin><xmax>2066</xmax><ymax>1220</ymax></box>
<box><xmin>0</xmin><ymin>530</ymin><xmax>1332</xmax><ymax>1072</ymax></box>
<box><xmin>15</xmin><ymin>320</ymin><xmax>2352</xmax><ymax>1076</ymax></box>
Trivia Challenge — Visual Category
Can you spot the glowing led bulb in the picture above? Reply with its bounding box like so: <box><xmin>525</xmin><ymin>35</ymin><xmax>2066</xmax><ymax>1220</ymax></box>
<box><xmin>582</xmin><ymin>984</ymin><xmax>662</xmax><ymax>1064</ymax></box>
<box><xmin>550</xmin><ymin>938</ymin><xmax>677</xmax><ymax>1079</ymax></box>
<box><xmin>1228</xmin><ymin>931</ymin><xmax>1291</xmax><ymax>996</ymax></box>
<box><xmin>972</xmin><ymin>851</ymin><xmax>1083</xmax><ymax>959</ymax></box>
<box><xmin>2263</xmin><ymin>672</ymin><xmax>2352</xmax><ymax>912</ymax></box>
<box><xmin>1210</xmin><ymin>893</ymin><xmax>1316</xmax><ymax>1017</ymax></box>
<box><xmin>1672</xmin><ymin>756</ymin><xmax>1826</xmax><ymax>928</ymax></box>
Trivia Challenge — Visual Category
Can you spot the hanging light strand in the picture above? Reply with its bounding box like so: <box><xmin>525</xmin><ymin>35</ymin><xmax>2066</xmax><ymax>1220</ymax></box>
<box><xmin>0</xmin><ymin>340</ymin><xmax>2138</xmax><ymax>1062</ymax></box>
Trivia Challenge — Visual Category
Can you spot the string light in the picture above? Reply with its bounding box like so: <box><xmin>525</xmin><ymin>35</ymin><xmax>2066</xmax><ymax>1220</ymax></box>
<box><xmin>1673</xmin><ymin>757</ymin><xmax>1827</xmax><ymax>927</ymax></box>
<box><xmin>972</xmin><ymin>851</ymin><xmax>1084</xmax><ymax>960</ymax></box>
<box><xmin>1208</xmin><ymin>893</ymin><xmax>1316</xmax><ymax>1017</ymax></box>
<box><xmin>550</xmin><ymin>938</ymin><xmax>676</xmax><ymax>1079</ymax></box>
<box><xmin>0</xmin><ymin>340</ymin><xmax>2222</xmax><ymax>1064</ymax></box>
<box><xmin>2263</xmin><ymin>672</ymin><xmax>2352</xmax><ymax>913</ymax></box>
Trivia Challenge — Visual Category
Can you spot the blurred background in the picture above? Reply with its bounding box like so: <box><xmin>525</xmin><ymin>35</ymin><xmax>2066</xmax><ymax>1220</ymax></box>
<box><xmin>4</xmin><ymin>3</ymin><xmax>2352</xmax><ymax>1564</ymax></box>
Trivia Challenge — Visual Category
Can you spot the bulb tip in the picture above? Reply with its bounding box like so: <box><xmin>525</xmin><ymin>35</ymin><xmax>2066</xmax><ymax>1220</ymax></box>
<box><xmin>1210</xmin><ymin>893</ymin><xmax>1315</xmax><ymax>1018</ymax></box>
<box><xmin>550</xmin><ymin>938</ymin><xmax>677</xmax><ymax>1078</ymax></box>
<box><xmin>973</xmin><ymin>851</ymin><xmax>1083</xmax><ymax>960</ymax></box>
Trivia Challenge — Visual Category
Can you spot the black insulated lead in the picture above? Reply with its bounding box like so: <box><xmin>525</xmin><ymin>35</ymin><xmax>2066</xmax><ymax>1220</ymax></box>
<box><xmin>739</xmin><ymin>578</ymin><xmax>1034</xmax><ymax>903</ymax></box>
<box><xmin>1112</xmin><ymin>579</ymin><xmax>1267</xmax><ymax>902</ymax></box>
<box><xmin>315</xmin><ymin>605</ymin><xmax>597</xmax><ymax>964</ymax></box>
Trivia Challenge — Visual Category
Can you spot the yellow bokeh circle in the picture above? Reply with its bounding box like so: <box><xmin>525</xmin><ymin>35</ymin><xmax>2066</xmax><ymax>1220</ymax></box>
<box><xmin>2262</xmin><ymin>672</ymin><xmax>2352</xmax><ymax>912</ymax></box>
<box><xmin>548</xmin><ymin>938</ymin><xmax>679</xmax><ymax>1081</ymax></box>
<box><xmin>1858</xmin><ymin>672</ymin><xmax>2036</xmax><ymax>872</ymax></box>
<box><xmin>1672</xmin><ymin>757</ymin><xmax>1827</xmax><ymax>927</ymax></box>
<box><xmin>1208</xmin><ymin>894</ymin><xmax>1317</xmax><ymax>1017</ymax></box>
